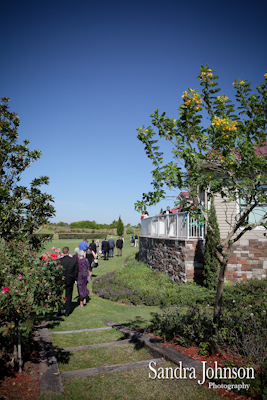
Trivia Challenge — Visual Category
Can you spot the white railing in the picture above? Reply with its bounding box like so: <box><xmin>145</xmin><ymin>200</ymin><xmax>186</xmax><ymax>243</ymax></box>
<box><xmin>141</xmin><ymin>212</ymin><xmax>204</xmax><ymax>239</ymax></box>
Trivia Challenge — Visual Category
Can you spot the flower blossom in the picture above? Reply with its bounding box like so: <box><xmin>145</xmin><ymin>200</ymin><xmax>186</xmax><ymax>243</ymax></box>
<box><xmin>1</xmin><ymin>287</ymin><xmax>10</xmax><ymax>294</ymax></box>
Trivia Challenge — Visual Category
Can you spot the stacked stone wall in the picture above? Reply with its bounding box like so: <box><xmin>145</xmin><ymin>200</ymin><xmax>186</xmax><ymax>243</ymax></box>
<box><xmin>139</xmin><ymin>236</ymin><xmax>267</xmax><ymax>284</ymax></box>
<box><xmin>139</xmin><ymin>236</ymin><xmax>204</xmax><ymax>284</ymax></box>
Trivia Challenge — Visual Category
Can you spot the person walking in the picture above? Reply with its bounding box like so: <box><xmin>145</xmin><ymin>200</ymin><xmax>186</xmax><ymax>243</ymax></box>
<box><xmin>79</xmin><ymin>238</ymin><xmax>89</xmax><ymax>255</ymax></box>
<box><xmin>102</xmin><ymin>238</ymin><xmax>110</xmax><ymax>260</ymax></box>
<box><xmin>58</xmin><ymin>246</ymin><xmax>78</xmax><ymax>317</ymax></box>
<box><xmin>77</xmin><ymin>250</ymin><xmax>90</xmax><ymax>307</ymax></box>
<box><xmin>116</xmin><ymin>236</ymin><xmax>123</xmax><ymax>256</ymax></box>
<box><xmin>86</xmin><ymin>246</ymin><xmax>96</xmax><ymax>281</ymax></box>
<box><xmin>89</xmin><ymin>239</ymin><xmax>97</xmax><ymax>253</ymax></box>
<box><xmin>108</xmin><ymin>236</ymin><xmax>115</xmax><ymax>257</ymax></box>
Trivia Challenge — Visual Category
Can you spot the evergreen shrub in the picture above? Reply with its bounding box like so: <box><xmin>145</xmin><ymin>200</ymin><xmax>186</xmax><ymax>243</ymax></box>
<box><xmin>203</xmin><ymin>197</ymin><xmax>220</xmax><ymax>290</ymax></box>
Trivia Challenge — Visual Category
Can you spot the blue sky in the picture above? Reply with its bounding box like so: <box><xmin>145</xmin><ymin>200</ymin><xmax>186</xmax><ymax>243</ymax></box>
<box><xmin>2</xmin><ymin>0</ymin><xmax>267</xmax><ymax>225</ymax></box>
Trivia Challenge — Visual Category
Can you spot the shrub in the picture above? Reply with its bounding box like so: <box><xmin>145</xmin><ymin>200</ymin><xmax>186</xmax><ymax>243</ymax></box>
<box><xmin>117</xmin><ymin>216</ymin><xmax>124</xmax><ymax>236</ymax></box>
<box><xmin>203</xmin><ymin>197</ymin><xmax>220</xmax><ymax>289</ymax></box>
<box><xmin>126</xmin><ymin>226</ymin><xmax>134</xmax><ymax>235</ymax></box>
<box><xmin>92</xmin><ymin>261</ymin><xmax>214</xmax><ymax>307</ymax></box>
<box><xmin>58</xmin><ymin>233</ymin><xmax>106</xmax><ymax>240</ymax></box>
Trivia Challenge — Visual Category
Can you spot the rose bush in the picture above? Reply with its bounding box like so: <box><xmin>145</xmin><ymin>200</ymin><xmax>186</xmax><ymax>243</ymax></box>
<box><xmin>0</xmin><ymin>241</ymin><xmax>64</xmax><ymax>346</ymax></box>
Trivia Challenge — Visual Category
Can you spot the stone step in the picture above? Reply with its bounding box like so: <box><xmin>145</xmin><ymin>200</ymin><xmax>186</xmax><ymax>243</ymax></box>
<box><xmin>61</xmin><ymin>358</ymin><xmax>164</xmax><ymax>378</ymax></box>
<box><xmin>63</xmin><ymin>339</ymin><xmax>131</xmax><ymax>352</ymax></box>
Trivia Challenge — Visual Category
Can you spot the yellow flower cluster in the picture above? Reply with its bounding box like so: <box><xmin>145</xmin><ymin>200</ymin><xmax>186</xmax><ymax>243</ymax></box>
<box><xmin>211</xmin><ymin>116</ymin><xmax>237</xmax><ymax>132</ymax></box>
<box><xmin>233</xmin><ymin>80</ymin><xmax>245</xmax><ymax>86</ymax></box>
<box><xmin>199</xmin><ymin>70</ymin><xmax>213</xmax><ymax>83</ymax></box>
<box><xmin>217</xmin><ymin>95</ymin><xmax>228</xmax><ymax>103</ymax></box>
<box><xmin>182</xmin><ymin>90</ymin><xmax>202</xmax><ymax>111</ymax></box>
<box><xmin>264</xmin><ymin>72</ymin><xmax>267</xmax><ymax>80</ymax></box>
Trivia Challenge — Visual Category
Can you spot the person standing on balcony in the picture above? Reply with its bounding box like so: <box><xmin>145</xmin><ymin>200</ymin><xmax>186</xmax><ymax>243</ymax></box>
<box><xmin>163</xmin><ymin>206</ymin><xmax>173</xmax><ymax>214</ymax></box>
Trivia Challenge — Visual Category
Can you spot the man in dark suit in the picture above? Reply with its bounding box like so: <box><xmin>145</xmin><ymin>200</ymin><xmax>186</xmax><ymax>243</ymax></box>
<box><xmin>116</xmin><ymin>236</ymin><xmax>123</xmax><ymax>256</ymax></box>
<box><xmin>58</xmin><ymin>246</ymin><xmax>78</xmax><ymax>317</ymax></box>
<box><xmin>102</xmin><ymin>238</ymin><xmax>110</xmax><ymax>260</ymax></box>
<box><xmin>89</xmin><ymin>239</ymin><xmax>97</xmax><ymax>253</ymax></box>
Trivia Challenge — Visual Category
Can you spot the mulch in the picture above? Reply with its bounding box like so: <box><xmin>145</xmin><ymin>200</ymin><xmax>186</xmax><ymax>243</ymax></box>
<box><xmin>0</xmin><ymin>341</ymin><xmax>40</xmax><ymax>400</ymax></box>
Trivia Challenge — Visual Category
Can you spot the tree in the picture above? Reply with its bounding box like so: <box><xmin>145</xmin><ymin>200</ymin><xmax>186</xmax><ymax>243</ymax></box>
<box><xmin>0</xmin><ymin>98</ymin><xmax>55</xmax><ymax>248</ymax></box>
<box><xmin>0</xmin><ymin>242</ymin><xmax>64</xmax><ymax>371</ymax></box>
<box><xmin>117</xmin><ymin>216</ymin><xmax>124</xmax><ymax>236</ymax></box>
<box><xmin>135</xmin><ymin>65</ymin><xmax>267</xmax><ymax>325</ymax></box>
<box><xmin>203</xmin><ymin>197</ymin><xmax>220</xmax><ymax>290</ymax></box>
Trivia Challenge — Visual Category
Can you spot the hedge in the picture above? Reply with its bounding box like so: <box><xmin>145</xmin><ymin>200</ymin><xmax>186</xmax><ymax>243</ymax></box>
<box><xmin>58</xmin><ymin>233</ymin><xmax>106</xmax><ymax>240</ymax></box>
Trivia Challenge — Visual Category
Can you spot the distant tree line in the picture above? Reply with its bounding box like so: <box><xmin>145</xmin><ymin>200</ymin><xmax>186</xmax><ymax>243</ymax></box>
<box><xmin>48</xmin><ymin>220</ymin><xmax>141</xmax><ymax>230</ymax></box>
<box><xmin>69</xmin><ymin>220</ymin><xmax>118</xmax><ymax>230</ymax></box>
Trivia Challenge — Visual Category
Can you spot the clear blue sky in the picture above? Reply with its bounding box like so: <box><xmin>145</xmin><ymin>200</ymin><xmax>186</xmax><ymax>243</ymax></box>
<box><xmin>2</xmin><ymin>0</ymin><xmax>267</xmax><ymax>225</ymax></box>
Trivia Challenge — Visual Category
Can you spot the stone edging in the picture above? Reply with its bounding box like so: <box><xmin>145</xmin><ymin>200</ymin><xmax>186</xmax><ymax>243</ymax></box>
<box><xmin>34</xmin><ymin>321</ymin><xmax>64</xmax><ymax>395</ymax></box>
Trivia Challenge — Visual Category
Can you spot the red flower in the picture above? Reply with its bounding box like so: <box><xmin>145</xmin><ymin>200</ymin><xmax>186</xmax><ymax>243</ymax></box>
<box><xmin>64</xmin><ymin>297</ymin><xmax>67</xmax><ymax>301</ymax></box>
<box><xmin>1</xmin><ymin>287</ymin><xmax>10</xmax><ymax>294</ymax></box>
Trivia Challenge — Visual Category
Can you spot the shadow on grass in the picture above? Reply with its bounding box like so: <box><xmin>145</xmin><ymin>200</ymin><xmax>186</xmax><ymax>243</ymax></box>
<box><xmin>119</xmin><ymin>315</ymin><xmax>162</xmax><ymax>351</ymax></box>
<box><xmin>54</xmin><ymin>347</ymin><xmax>71</xmax><ymax>365</ymax></box>
<box><xmin>34</xmin><ymin>295</ymin><xmax>92</xmax><ymax>329</ymax></box>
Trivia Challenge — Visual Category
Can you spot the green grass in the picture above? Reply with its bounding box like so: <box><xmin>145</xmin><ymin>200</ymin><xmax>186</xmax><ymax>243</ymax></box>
<box><xmin>51</xmin><ymin>329</ymin><xmax>124</xmax><ymax>348</ymax></box>
<box><xmin>49</xmin><ymin>288</ymin><xmax>160</xmax><ymax>333</ymax></box>
<box><xmin>57</xmin><ymin>344</ymin><xmax>152</xmax><ymax>371</ymax></box>
<box><xmin>39</xmin><ymin>362</ymin><xmax>222</xmax><ymax>400</ymax></box>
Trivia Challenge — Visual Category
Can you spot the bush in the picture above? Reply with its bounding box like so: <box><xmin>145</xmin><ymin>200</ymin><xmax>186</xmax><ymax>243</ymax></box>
<box><xmin>58</xmin><ymin>233</ymin><xmax>106</xmax><ymax>240</ymax></box>
<box><xmin>92</xmin><ymin>261</ymin><xmax>214</xmax><ymax>307</ymax></box>
<box><xmin>126</xmin><ymin>226</ymin><xmax>135</xmax><ymax>235</ymax></box>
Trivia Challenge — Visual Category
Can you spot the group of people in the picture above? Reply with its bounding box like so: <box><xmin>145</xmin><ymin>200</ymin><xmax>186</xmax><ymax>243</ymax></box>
<box><xmin>58</xmin><ymin>236</ymin><xmax>124</xmax><ymax>317</ymax></box>
<box><xmin>101</xmin><ymin>236</ymin><xmax>124</xmax><ymax>260</ymax></box>
<box><xmin>130</xmin><ymin>234</ymin><xmax>139</xmax><ymax>247</ymax></box>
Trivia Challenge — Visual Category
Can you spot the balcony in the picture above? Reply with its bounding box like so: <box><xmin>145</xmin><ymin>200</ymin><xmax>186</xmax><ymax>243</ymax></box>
<box><xmin>141</xmin><ymin>212</ymin><xmax>204</xmax><ymax>239</ymax></box>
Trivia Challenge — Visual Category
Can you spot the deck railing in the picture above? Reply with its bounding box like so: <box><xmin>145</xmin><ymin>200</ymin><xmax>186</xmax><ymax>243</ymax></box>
<box><xmin>141</xmin><ymin>212</ymin><xmax>204</xmax><ymax>239</ymax></box>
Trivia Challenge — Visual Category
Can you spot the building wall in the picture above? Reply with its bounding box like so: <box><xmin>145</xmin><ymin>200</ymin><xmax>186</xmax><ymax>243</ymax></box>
<box><xmin>139</xmin><ymin>236</ymin><xmax>267</xmax><ymax>284</ymax></box>
<box><xmin>226</xmin><ymin>238</ymin><xmax>267</xmax><ymax>282</ymax></box>
<box><xmin>213</xmin><ymin>194</ymin><xmax>267</xmax><ymax>241</ymax></box>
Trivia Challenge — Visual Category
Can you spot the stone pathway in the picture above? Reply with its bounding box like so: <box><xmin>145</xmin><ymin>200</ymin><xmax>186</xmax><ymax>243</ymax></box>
<box><xmin>36</xmin><ymin>320</ymin><xmax>203</xmax><ymax>396</ymax></box>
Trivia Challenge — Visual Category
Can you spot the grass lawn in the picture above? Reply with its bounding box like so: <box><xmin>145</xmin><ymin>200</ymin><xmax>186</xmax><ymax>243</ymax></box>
<box><xmin>41</xmin><ymin>235</ymin><xmax>221</xmax><ymax>400</ymax></box>
<box><xmin>39</xmin><ymin>363</ymin><xmax>222</xmax><ymax>400</ymax></box>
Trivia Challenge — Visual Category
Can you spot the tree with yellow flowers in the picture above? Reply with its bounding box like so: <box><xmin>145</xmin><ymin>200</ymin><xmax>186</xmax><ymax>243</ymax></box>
<box><xmin>135</xmin><ymin>65</ymin><xmax>267</xmax><ymax>325</ymax></box>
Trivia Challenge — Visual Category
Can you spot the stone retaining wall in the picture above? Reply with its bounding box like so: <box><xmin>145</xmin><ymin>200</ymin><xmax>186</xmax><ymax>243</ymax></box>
<box><xmin>139</xmin><ymin>236</ymin><xmax>204</xmax><ymax>284</ymax></box>
<box><xmin>139</xmin><ymin>236</ymin><xmax>267</xmax><ymax>284</ymax></box>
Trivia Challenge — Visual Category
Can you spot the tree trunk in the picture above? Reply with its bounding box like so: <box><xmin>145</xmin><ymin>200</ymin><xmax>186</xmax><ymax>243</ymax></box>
<box><xmin>14</xmin><ymin>321</ymin><xmax>23</xmax><ymax>372</ymax></box>
<box><xmin>213</xmin><ymin>245</ymin><xmax>231</xmax><ymax>326</ymax></box>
